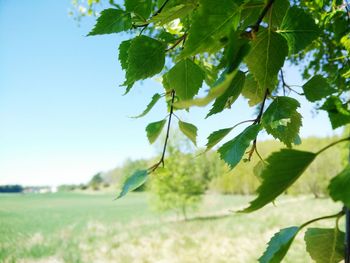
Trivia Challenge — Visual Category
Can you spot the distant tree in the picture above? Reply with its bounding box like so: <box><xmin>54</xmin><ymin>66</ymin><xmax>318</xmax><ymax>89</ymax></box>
<box><xmin>89</xmin><ymin>172</ymin><xmax>103</xmax><ymax>190</ymax></box>
<box><xmin>150</xmin><ymin>143</ymin><xmax>209</xmax><ymax>220</ymax></box>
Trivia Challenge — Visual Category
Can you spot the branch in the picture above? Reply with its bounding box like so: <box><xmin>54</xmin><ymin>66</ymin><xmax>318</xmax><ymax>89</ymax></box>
<box><xmin>280</xmin><ymin>70</ymin><xmax>304</xmax><ymax>96</ymax></box>
<box><xmin>148</xmin><ymin>89</ymin><xmax>176</xmax><ymax>172</ymax></box>
<box><xmin>251</xmin><ymin>0</ymin><xmax>275</xmax><ymax>32</ymax></box>
<box><xmin>247</xmin><ymin>89</ymin><xmax>269</xmax><ymax>161</ymax></box>
<box><xmin>153</xmin><ymin>0</ymin><xmax>170</xmax><ymax>17</ymax></box>
<box><xmin>133</xmin><ymin>0</ymin><xmax>171</xmax><ymax>30</ymax></box>
<box><xmin>254</xmin><ymin>88</ymin><xmax>269</xmax><ymax>125</ymax></box>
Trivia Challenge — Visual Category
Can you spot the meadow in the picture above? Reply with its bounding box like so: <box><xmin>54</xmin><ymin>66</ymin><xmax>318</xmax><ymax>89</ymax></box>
<box><xmin>0</xmin><ymin>192</ymin><xmax>343</xmax><ymax>263</ymax></box>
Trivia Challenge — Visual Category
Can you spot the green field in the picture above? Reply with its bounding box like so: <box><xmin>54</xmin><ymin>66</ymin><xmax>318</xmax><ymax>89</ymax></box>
<box><xmin>0</xmin><ymin>192</ymin><xmax>343</xmax><ymax>263</ymax></box>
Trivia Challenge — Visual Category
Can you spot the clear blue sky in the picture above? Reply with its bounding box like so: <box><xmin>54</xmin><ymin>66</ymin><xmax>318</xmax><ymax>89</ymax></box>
<box><xmin>0</xmin><ymin>0</ymin><xmax>341</xmax><ymax>186</ymax></box>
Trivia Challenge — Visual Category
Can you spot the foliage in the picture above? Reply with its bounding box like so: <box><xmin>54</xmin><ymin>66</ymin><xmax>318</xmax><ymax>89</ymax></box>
<box><xmin>87</xmin><ymin>0</ymin><xmax>350</xmax><ymax>261</ymax></box>
<box><xmin>89</xmin><ymin>172</ymin><xmax>104</xmax><ymax>190</ymax></box>
<box><xmin>149</xmin><ymin>145</ymin><xmax>209</xmax><ymax>220</ymax></box>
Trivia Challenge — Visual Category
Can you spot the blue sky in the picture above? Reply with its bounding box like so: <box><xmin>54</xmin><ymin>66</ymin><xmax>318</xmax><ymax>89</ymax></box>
<box><xmin>0</xmin><ymin>0</ymin><xmax>341</xmax><ymax>186</ymax></box>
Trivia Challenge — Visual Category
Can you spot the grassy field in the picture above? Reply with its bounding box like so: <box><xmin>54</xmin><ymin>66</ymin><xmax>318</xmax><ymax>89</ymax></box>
<box><xmin>0</xmin><ymin>192</ymin><xmax>343</xmax><ymax>263</ymax></box>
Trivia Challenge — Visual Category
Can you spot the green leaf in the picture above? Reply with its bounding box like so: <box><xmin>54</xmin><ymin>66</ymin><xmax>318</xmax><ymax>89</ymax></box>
<box><xmin>329</xmin><ymin>165</ymin><xmax>350</xmax><ymax>207</ymax></box>
<box><xmin>118</xmin><ymin>40</ymin><xmax>134</xmax><ymax>94</ymax></box>
<box><xmin>241</xmin><ymin>149</ymin><xmax>316</xmax><ymax>212</ymax></box>
<box><xmin>264</xmin><ymin>0</ymin><xmax>289</xmax><ymax>29</ymax></box>
<box><xmin>321</xmin><ymin>96</ymin><xmax>350</xmax><ymax>129</ymax></box>
<box><xmin>259</xmin><ymin>227</ymin><xmax>299</xmax><ymax>263</ymax></box>
<box><xmin>220</xmin><ymin>31</ymin><xmax>251</xmax><ymax>73</ymax></box>
<box><xmin>206</xmin><ymin>71</ymin><xmax>245</xmax><ymax>118</ymax></box>
<box><xmin>302</xmin><ymin>75</ymin><xmax>334</xmax><ymax>102</ymax></box>
<box><xmin>125</xmin><ymin>0</ymin><xmax>152</xmax><ymax>19</ymax></box>
<box><xmin>206</xmin><ymin>127</ymin><xmax>233</xmax><ymax>151</ymax></box>
<box><xmin>245</xmin><ymin>29</ymin><xmax>288</xmax><ymax>93</ymax></box>
<box><xmin>278</xmin><ymin>6</ymin><xmax>320</xmax><ymax>54</ymax></box>
<box><xmin>163</xmin><ymin>59</ymin><xmax>205</xmax><ymax>101</ymax></box>
<box><xmin>241</xmin><ymin>73</ymin><xmax>265</xmax><ymax>106</ymax></box>
<box><xmin>304</xmin><ymin>228</ymin><xmax>345</xmax><ymax>263</ymax></box>
<box><xmin>149</xmin><ymin>3</ymin><xmax>196</xmax><ymax>25</ymax></box>
<box><xmin>119</xmin><ymin>39</ymin><xmax>132</xmax><ymax>71</ymax></box>
<box><xmin>179</xmin><ymin>0</ymin><xmax>241</xmax><ymax>58</ymax></box>
<box><xmin>117</xmin><ymin>170</ymin><xmax>148</xmax><ymax>199</ymax></box>
<box><xmin>174</xmin><ymin>70</ymin><xmax>237</xmax><ymax>108</ymax></box>
<box><xmin>262</xmin><ymin>96</ymin><xmax>302</xmax><ymax>147</ymax></box>
<box><xmin>178</xmin><ymin>120</ymin><xmax>198</xmax><ymax>146</ymax></box>
<box><xmin>125</xmin><ymin>36</ymin><xmax>166</xmax><ymax>85</ymax></box>
<box><xmin>88</xmin><ymin>9</ymin><xmax>132</xmax><ymax>36</ymax></box>
<box><xmin>146</xmin><ymin>119</ymin><xmax>167</xmax><ymax>144</ymax></box>
<box><xmin>240</xmin><ymin>0</ymin><xmax>264</xmax><ymax>29</ymax></box>
<box><xmin>218</xmin><ymin>124</ymin><xmax>261</xmax><ymax>169</ymax></box>
<box><xmin>131</xmin><ymin>93</ymin><xmax>162</xmax><ymax>118</ymax></box>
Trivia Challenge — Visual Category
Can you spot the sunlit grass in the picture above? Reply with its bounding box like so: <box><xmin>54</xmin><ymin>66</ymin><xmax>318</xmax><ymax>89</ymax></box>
<box><xmin>0</xmin><ymin>192</ymin><xmax>342</xmax><ymax>262</ymax></box>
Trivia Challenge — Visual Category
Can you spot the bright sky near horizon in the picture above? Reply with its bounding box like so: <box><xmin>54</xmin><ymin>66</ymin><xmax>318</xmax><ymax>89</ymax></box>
<box><xmin>0</xmin><ymin>0</ymin><xmax>342</xmax><ymax>186</ymax></box>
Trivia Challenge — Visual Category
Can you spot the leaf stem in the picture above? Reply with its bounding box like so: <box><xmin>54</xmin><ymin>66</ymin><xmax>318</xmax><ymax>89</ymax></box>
<box><xmin>316</xmin><ymin>137</ymin><xmax>350</xmax><ymax>155</ymax></box>
<box><xmin>300</xmin><ymin>210</ymin><xmax>345</xmax><ymax>229</ymax></box>
<box><xmin>166</xmin><ymin>34</ymin><xmax>188</xmax><ymax>52</ymax></box>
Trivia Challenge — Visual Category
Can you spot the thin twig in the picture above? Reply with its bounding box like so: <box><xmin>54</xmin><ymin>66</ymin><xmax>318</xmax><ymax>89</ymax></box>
<box><xmin>251</xmin><ymin>0</ymin><xmax>275</xmax><ymax>32</ymax></box>
<box><xmin>253</xmin><ymin>89</ymin><xmax>269</xmax><ymax>125</ymax></box>
<box><xmin>148</xmin><ymin>90</ymin><xmax>176</xmax><ymax>172</ymax></box>
<box><xmin>280</xmin><ymin>70</ymin><xmax>304</xmax><ymax>96</ymax></box>
<box><xmin>153</xmin><ymin>0</ymin><xmax>170</xmax><ymax>17</ymax></box>
<box><xmin>247</xmin><ymin>89</ymin><xmax>269</xmax><ymax>161</ymax></box>
<box><xmin>133</xmin><ymin>0</ymin><xmax>171</xmax><ymax>30</ymax></box>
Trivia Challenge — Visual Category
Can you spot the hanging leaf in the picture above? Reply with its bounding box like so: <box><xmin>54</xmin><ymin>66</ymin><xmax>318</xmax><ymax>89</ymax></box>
<box><xmin>206</xmin><ymin>127</ymin><xmax>233</xmax><ymax>151</ymax></box>
<box><xmin>149</xmin><ymin>3</ymin><xmax>196</xmax><ymax>25</ymax></box>
<box><xmin>174</xmin><ymin>70</ymin><xmax>237</xmax><ymax>108</ymax></box>
<box><xmin>119</xmin><ymin>39</ymin><xmax>132</xmax><ymax>71</ymax></box>
<box><xmin>328</xmin><ymin>165</ymin><xmax>350</xmax><ymax>207</ymax></box>
<box><xmin>179</xmin><ymin>0</ymin><xmax>241</xmax><ymax>58</ymax></box>
<box><xmin>116</xmin><ymin>170</ymin><xmax>148</xmax><ymax>199</ymax></box>
<box><xmin>245</xmin><ymin>29</ymin><xmax>288</xmax><ymax>93</ymax></box>
<box><xmin>178</xmin><ymin>120</ymin><xmax>198</xmax><ymax>146</ymax></box>
<box><xmin>206</xmin><ymin>71</ymin><xmax>245</xmax><ymax>118</ymax></box>
<box><xmin>241</xmin><ymin>149</ymin><xmax>316</xmax><ymax>212</ymax></box>
<box><xmin>146</xmin><ymin>119</ymin><xmax>167</xmax><ymax>144</ymax></box>
<box><xmin>321</xmin><ymin>96</ymin><xmax>350</xmax><ymax>129</ymax></box>
<box><xmin>302</xmin><ymin>75</ymin><xmax>335</xmax><ymax>102</ymax></box>
<box><xmin>259</xmin><ymin>227</ymin><xmax>299</xmax><ymax>263</ymax></box>
<box><xmin>88</xmin><ymin>9</ymin><xmax>132</xmax><ymax>36</ymax></box>
<box><xmin>218</xmin><ymin>124</ymin><xmax>261</xmax><ymax>169</ymax></box>
<box><xmin>278</xmin><ymin>6</ymin><xmax>320</xmax><ymax>54</ymax></box>
<box><xmin>264</xmin><ymin>0</ymin><xmax>290</xmax><ymax>29</ymax></box>
<box><xmin>262</xmin><ymin>96</ymin><xmax>302</xmax><ymax>147</ymax></box>
<box><xmin>163</xmin><ymin>59</ymin><xmax>205</xmax><ymax>101</ymax></box>
<box><xmin>304</xmin><ymin>228</ymin><xmax>345</xmax><ymax>263</ymax></box>
<box><xmin>125</xmin><ymin>0</ymin><xmax>152</xmax><ymax>20</ymax></box>
<box><xmin>125</xmin><ymin>36</ymin><xmax>166</xmax><ymax>85</ymax></box>
<box><xmin>241</xmin><ymin>73</ymin><xmax>265</xmax><ymax>106</ymax></box>
<box><xmin>131</xmin><ymin>93</ymin><xmax>162</xmax><ymax>118</ymax></box>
